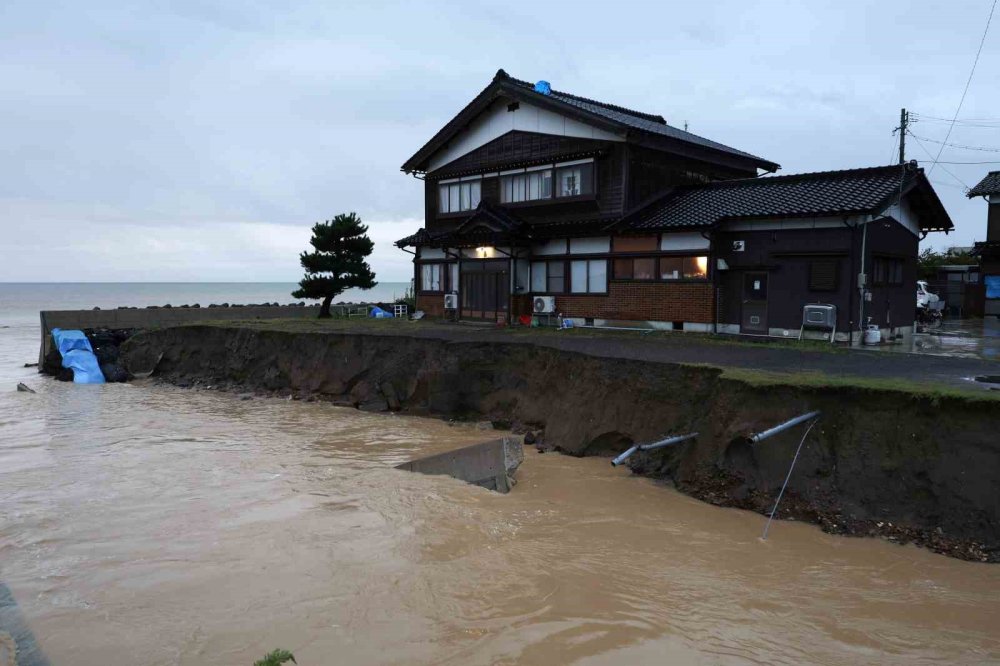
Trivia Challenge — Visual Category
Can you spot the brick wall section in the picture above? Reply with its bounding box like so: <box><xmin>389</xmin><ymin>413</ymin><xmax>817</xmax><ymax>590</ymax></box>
<box><xmin>555</xmin><ymin>282</ymin><xmax>714</xmax><ymax>323</ymax></box>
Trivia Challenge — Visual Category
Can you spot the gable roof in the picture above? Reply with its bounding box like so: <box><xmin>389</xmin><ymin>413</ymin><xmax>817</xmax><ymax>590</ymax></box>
<box><xmin>401</xmin><ymin>69</ymin><xmax>779</xmax><ymax>175</ymax></box>
<box><xmin>619</xmin><ymin>164</ymin><xmax>954</xmax><ymax>233</ymax></box>
<box><xmin>967</xmin><ymin>171</ymin><xmax>1000</xmax><ymax>197</ymax></box>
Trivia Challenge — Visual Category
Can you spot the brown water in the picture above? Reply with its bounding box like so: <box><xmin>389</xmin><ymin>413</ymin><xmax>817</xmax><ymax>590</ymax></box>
<box><xmin>3</xmin><ymin>329</ymin><xmax>1000</xmax><ymax>664</ymax></box>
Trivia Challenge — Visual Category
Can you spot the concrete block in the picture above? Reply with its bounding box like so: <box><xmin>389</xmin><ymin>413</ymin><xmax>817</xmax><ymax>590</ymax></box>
<box><xmin>396</xmin><ymin>437</ymin><xmax>524</xmax><ymax>493</ymax></box>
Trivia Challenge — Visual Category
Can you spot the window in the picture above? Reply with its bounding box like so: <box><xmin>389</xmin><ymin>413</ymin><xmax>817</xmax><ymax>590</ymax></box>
<box><xmin>420</xmin><ymin>263</ymin><xmax>443</xmax><ymax>292</ymax></box>
<box><xmin>530</xmin><ymin>261</ymin><xmax>547</xmax><ymax>292</ymax></box>
<box><xmin>683</xmin><ymin>256</ymin><xmax>708</xmax><ymax>279</ymax></box>
<box><xmin>556</xmin><ymin>163</ymin><xmax>594</xmax><ymax>198</ymax></box>
<box><xmin>614</xmin><ymin>257</ymin><xmax>655</xmax><ymax>280</ymax></box>
<box><xmin>809</xmin><ymin>259</ymin><xmax>839</xmax><ymax>291</ymax></box>
<box><xmin>547</xmin><ymin>261</ymin><xmax>565</xmax><ymax>293</ymax></box>
<box><xmin>571</xmin><ymin>259</ymin><xmax>607</xmax><ymax>293</ymax></box>
<box><xmin>615</xmin><ymin>256</ymin><xmax>709</xmax><ymax>281</ymax></box>
<box><xmin>438</xmin><ymin>180</ymin><xmax>481</xmax><ymax>214</ymax></box>
<box><xmin>531</xmin><ymin>260</ymin><xmax>566</xmax><ymax>293</ymax></box>
<box><xmin>659</xmin><ymin>257</ymin><xmax>682</xmax><ymax>280</ymax></box>
<box><xmin>501</xmin><ymin>170</ymin><xmax>553</xmax><ymax>203</ymax></box>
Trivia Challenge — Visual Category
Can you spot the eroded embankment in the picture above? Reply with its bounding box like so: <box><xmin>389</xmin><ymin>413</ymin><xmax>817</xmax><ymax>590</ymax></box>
<box><xmin>120</xmin><ymin>325</ymin><xmax>1000</xmax><ymax>561</ymax></box>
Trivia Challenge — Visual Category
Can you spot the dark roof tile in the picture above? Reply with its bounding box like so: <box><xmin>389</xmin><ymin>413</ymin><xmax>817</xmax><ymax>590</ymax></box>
<box><xmin>967</xmin><ymin>171</ymin><xmax>1000</xmax><ymax>197</ymax></box>
<box><xmin>622</xmin><ymin>165</ymin><xmax>919</xmax><ymax>230</ymax></box>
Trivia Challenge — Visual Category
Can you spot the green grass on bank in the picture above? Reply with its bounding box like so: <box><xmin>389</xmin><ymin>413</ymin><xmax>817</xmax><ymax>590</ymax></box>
<box><xmin>183</xmin><ymin>316</ymin><xmax>846</xmax><ymax>353</ymax></box>
<box><xmin>702</xmin><ymin>365</ymin><xmax>1000</xmax><ymax>402</ymax></box>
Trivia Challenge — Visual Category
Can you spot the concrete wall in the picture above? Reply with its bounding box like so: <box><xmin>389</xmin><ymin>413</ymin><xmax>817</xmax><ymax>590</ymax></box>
<box><xmin>39</xmin><ymin>305</ymin><xmax>321</xmax><ymax>366</ymax></box>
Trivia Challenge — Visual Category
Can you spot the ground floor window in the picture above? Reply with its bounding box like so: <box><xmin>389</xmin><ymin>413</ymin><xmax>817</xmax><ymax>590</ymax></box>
<box><xmin>809</xmin><ymin>259</ymin><xmax>839</xmax><ymax>291</ymax></box>
<box><xmin>613</xmin><ymin>256</ymin><xmax>707</xmax><ymax>281</ymax></box>
<box><xmin>420</xmin><ymin>263</ymin><xmax>443</xmax><ymax>292</ymax></box>
<box><xmin>570</xmin><ymin>259</ymin><xmax>608</xmax><ymax>293</ymax></box>
<box><xmin>530</xmin><ymin>260</ymin><xmax>566</xmax><ymax>293</ymax></box>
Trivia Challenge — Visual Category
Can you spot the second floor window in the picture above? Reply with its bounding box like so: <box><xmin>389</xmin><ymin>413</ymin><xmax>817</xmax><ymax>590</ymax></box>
<box><xmin>500</xmin><ymin>161</ymin><xmax>595</xmax><ymax>204</ymax></box>
<box><xmin>439</xmin><ymin>180</ymin><xmax>481</xmax><ymax>214</ymax></box>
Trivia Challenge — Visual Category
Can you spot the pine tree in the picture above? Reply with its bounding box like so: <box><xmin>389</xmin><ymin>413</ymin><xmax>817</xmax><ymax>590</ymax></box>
<box><xmin>292</xmin><ymin>213</ymin><xmax>377</xmax><ymax>318</ymax></box>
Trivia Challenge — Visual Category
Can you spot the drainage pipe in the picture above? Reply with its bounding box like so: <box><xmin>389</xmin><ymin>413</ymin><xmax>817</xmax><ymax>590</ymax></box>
<box><xmin>747</xmin><ymin>411</ymin><xmax>820</xmax><ymax>444</ymax></box>
<box><xmin>611</xmin><ymin>432</ymin><xmax>699</xmax><ymax>466</ymax></box>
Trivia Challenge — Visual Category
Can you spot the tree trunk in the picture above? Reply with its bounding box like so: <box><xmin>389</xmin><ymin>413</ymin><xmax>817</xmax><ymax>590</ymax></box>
<box><xmin>318</xmin><ymin>295</ymin><xmax>333</xmax><ymax>319</ymax></box>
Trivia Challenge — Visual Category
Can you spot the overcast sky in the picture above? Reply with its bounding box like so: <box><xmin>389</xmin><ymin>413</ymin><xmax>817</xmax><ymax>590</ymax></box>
<box><xmin>2</xmin><ymin>0</ymin><xmax>999</xmax><ymax>282</ymax></box>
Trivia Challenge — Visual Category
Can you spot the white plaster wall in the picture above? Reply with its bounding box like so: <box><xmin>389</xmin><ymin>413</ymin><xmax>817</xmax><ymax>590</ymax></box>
<box><xmin>569</xmin><ymin>237</ymin><xmax>611</xmax><ymax>254</ymax></box>
<box><xmin>418</xmin><ymin>247</ymin><xmax>446</xmax><ymax>259</ymax></box>
<box><xmin>881</xmin><ymin>198</ymin><xmax>920</xmax><ymax>237</ymax></box>
<box><xmin>513</xmin><ymin>258</ymin><xmax>530</xmax><ymax>292</ymax></box>
<box><xmin>427</xmin><ymin>99</ymin><xmax>624</xmax><ymax>172</ymax></box>
<box><xmin>723</xmin><ymin>217</ymin><xmax>858</xmax><ymax>232</ymax></box>
<box><xmin>534</xmin><ymin>239</ymin><xmax>568</xmax><ymax>255</ymax></box>
<box><xmin>660</xmin><ymin>232</ymin><xmax>710</xmax><ymax>251</ymax></box>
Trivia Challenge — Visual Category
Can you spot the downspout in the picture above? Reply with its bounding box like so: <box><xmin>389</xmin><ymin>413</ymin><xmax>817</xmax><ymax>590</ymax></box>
<box><xmin>859</xmin><ymin>215</ymin><xmax>869</xmax><ymax>343</ymax></box>
<box><xmin>701</xmin><ymin>226</ymin><xmax>717</xmax><ymax>334</ymax></box>
<box><xmin>841</xmin><ymin>216</ymin><xmax>858</xmax><ymax>346</ymax></box>
<box><xmin>494</xmin><ymin>245</ymin><xmax>516</xmax><ymax>326</ymax></box>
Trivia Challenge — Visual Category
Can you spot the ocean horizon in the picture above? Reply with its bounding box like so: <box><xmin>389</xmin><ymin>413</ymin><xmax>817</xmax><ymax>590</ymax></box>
<box><xmin>0</xmin><ymin>281</ymin><xmax>412</xmax><ymax>328</ymax></box>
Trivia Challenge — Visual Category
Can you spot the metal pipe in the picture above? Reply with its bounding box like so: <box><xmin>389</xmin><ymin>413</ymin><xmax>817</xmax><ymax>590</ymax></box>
<box><xmin>611</xmin><ymin>432</ymin><xmax>699</xmax><ymax>466</ymax></box>
<box><xmin>748</xmin><ymin>411</ymin><xmax>820</xmax><ymax>444</ymax></box>
<box><xmin>610</xmin><ymin>445</ymin><xmax>640</xmax><ymax>467</ymax></box>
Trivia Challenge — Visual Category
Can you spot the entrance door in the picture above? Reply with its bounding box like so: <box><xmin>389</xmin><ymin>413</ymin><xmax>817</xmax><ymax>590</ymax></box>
<box><xmin>741</xmin><ymin>272</ymin><xmax>768</xmax><ymax>334</ymax></box>
<box><xmin>460</xmin><ymin>261</ymin><xmax>509</xmax><ymax>321</ymax></box>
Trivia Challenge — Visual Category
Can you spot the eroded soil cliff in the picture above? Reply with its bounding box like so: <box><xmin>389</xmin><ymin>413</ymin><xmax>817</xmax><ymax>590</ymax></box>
<box><xmin>121</xmin><ymin>325</ymin><xmax>1000</xmax><ymax>561</ymax></box>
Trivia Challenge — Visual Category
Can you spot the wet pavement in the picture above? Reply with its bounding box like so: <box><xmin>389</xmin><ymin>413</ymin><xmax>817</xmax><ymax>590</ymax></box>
<box><xmin>910</xmin><ymin>317</ymin><xmax>1000</xmax><ymax>362</ymax></box>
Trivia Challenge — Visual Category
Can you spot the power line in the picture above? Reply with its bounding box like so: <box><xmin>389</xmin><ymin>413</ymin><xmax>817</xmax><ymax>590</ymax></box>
<box><xmin>909</xmin><ymin>132</ymin><xmax>1000</xmax><ymax>153</ymax></box>
<box><xmin>912</xmin><ymin>112</ymin><xmax>1000</xmax><ymax>124</ymax></box>
<box><xmin>928</xmin><ymin>0</ymin><xmax>999</xmax><ymax>175</ymax></box>
<box><xmin>917</xmin><ymin>159</ymin><xmax>1000</xmax><ymax>164</ymax></box>
<box><xmin>908</xmin><ymin>132</ymin><xmax>970</xmax><ymax>190</ymax></box>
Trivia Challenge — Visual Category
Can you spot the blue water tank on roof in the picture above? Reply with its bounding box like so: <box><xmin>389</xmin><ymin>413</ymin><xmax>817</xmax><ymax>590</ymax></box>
<box><xmin>534</xmin><ymin>80</ymin><xmax>551</xmax><ymax>95</ymax></box>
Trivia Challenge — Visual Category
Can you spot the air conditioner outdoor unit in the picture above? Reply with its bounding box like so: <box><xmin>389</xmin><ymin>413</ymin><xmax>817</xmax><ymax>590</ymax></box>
<box><xmin>443</xmin><ymin>293</ymin><xmax>458</xmax><ymax>310</ymax></box>
<box><xmin>533</xmin><ymin>296</ymin><xmax>556</xmax><ymax>314</ymax></box>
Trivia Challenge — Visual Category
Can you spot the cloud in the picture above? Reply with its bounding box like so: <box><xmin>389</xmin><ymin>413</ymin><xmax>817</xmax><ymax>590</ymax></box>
<box><xmin>2</xmin><ymin>0</ymin><xmax>999</xmax><ymax>282</ymax></box>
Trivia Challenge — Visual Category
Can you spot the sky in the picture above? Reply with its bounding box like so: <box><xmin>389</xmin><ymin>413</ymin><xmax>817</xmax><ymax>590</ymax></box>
<box><xmin>2</xmin><ymin>0</ymin><xmax>1000</xmax><ymax>283</ymax></box>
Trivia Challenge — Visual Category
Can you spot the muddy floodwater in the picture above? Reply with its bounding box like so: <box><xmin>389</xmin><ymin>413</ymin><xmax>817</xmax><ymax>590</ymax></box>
<box><xmin>3</xmin><ymin>328</ymin><xmax>1000</xmax><ymax>665</ymax></box>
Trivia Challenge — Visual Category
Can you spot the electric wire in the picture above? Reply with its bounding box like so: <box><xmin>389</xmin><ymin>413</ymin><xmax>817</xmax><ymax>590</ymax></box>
<box><xmin>908</xmin><ymin>131</ymin><xmax>971</xmax><ymax>190</ymax></box>
<box><xmin>762</xmin><ymin>418</ymin><xmax>819</xmax><ymax>541</ymax></box>
<box><xmin>927</xmin><ymin>0</ymin><xmax>999</xmax><ymax>175</ymax></box>
<box><xmin>909</xmin><ymin>133</ymin><xmax>1000</xmax><ymax>153</ymax></box>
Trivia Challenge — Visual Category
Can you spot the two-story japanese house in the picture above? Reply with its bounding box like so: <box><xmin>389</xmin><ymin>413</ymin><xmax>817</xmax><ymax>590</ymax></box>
<box><xmin>396</xmin><ymin>69</ymin><xmax>954</xmax><ymax>343</ymax></box>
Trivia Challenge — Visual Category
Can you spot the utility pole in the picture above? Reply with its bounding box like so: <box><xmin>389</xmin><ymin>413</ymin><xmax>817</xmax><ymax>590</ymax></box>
<box><xmin>894</xmin><ymin>108</ymin><xmax>908</xmax><ymax>164</ymax></box>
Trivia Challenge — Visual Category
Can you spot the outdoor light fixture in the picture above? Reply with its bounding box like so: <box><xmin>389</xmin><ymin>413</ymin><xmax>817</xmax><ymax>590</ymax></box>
<box><xmin>476</xmin><ymin>246</ymin><xmax>494</xmax><ymax>258</ymax></box>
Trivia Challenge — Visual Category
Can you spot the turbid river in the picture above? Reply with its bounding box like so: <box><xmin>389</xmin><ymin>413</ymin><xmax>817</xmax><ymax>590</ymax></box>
<box><xmin>2</xmin><ymin>309</ymin><xmax>1000</xmax><ymax>664</ymax></box>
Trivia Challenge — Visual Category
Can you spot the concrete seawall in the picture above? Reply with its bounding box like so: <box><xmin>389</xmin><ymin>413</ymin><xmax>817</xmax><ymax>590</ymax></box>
<box><xmin>38</xmin><ymin>305</ymin><xmax>320</xmax><ymax>366</ymax></box>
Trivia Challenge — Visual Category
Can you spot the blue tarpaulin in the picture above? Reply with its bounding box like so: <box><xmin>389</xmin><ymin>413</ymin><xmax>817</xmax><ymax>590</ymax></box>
<box><xmin>369</xmin><ymin>306</ymin><xmax>393</xmax><ymax>318</ymax></box>
<box><xmin>51</xmin><ymin>328</ymin><xmax>105</xmax><ymax>384</ymax></box>
<box><xmin>986</xmin><ymin>275</ymin><xmax>1000</xmax><ymax>300</ymax></box>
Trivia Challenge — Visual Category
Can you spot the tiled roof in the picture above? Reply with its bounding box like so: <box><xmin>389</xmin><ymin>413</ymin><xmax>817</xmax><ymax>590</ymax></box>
<box><xmin>401</xmin><ymin>69</ymin><xmax>778</xmax><ymax>173</ymax></box>
<box><xmin>621</xmin><ymin>165</ymin><xmax>918</xmax><ymax>230</ymax></box>
<box><xmin>504</xmin><ymin>73</ymin><xmax>774</xmax><ymax>168</ymax></box>
<box><xmin>967</xmin><ymin>171</ymin><xmax>1000</xmax><ymax>197</ymax></box>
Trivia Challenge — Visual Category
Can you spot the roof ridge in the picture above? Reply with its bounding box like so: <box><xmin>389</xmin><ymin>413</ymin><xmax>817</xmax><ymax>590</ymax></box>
<box><xmin>691</xmin><ymin>164</ymin><xmax>908</xmax><ymax>190</ymax></box>
<box><xmin>505</xmin><ymin>73</ymin><xmax>667</xmax><ymax>124</ymax></box>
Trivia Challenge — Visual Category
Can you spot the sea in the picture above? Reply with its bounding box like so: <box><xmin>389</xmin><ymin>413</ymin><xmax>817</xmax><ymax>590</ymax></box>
<box><xmin>0</xmin><ymin>281</ymin><xmax>410</xmax><ymax>380</ymax></box>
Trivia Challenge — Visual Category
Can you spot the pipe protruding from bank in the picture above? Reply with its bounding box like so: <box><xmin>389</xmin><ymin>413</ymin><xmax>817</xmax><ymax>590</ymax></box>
<box><xmin>611</xmin><ymin>432</ymin><xmax>699</xmax><ymax>466</ymax></box>
<box><xmin>748</xmin><ymin>411</ymin><xmax>821</xmax><ymax>444</ymax></box>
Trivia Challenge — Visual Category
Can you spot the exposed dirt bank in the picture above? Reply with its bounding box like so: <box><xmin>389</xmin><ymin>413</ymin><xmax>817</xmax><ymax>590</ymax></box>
<box><xmin>121</xmin><ymin>324</ymin><xmax>1000</xmax><ymax>562</ymax></box>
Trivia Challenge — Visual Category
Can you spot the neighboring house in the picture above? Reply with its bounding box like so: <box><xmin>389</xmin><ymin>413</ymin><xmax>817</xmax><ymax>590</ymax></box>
<box><xmin>967</xmin><ymin>171</ymin><xmax>1000</xmax><ymax>317</ymax></box>
<box><xmin>397</xmin><ymin>69</ymin><xmax>954</xmax><ymax>342</ymax></box>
